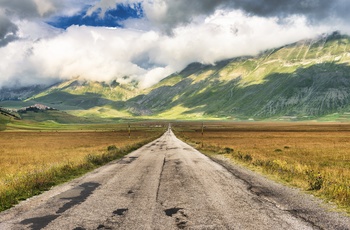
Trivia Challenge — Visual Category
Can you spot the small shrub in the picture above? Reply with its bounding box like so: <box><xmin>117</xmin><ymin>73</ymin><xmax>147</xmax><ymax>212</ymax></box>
<box><xmin>237</xmin><ymin>151</ymin><xmax>243</xmax><ymax>160</ymax></box>
<box><xmin>107</xmin><ymin>145</ymin><xmax>118</xmax><ymax>151</ymax></box>
<box><xmin>264</xmin><ymin>160</ymin><xmax>274</xmax><ymax>168</ymax></box>
<box><xmin>86</xmin><ymin>154</ymin><xmax>104</xmax><ymax>165</ymax></box>
<box><xmin>306</xmin><ymin>170</ymin><xmax>323</xmax><ymax>190</ymax></box>
<box><xmin>224</xmin><ymin>147</ymin><xmax>234</xmax><ymax>153</ymax></box>
<box><xmin>234</xmin><ymin>151</ymin><xmax>252</xmax><ymax>162</ymax></box>
<box><xmin>243</xmin><ymin>154</ymin><xmax>252</xmax><ymax>162</ymax></box>
<box><xmin>274</xmin><ymin>149</ymin><xmax>283</xmax><ymax>152</ymax></box>
<box><xmin>253</xmin><ymin>159</ymin><xmax>264</xmax><ymax>166</ymax></box>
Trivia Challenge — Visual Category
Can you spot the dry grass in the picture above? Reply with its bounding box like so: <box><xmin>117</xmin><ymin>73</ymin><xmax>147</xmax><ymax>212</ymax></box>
<box><xmin>174</xmin><ymin>122</ymin><xmax>350</xmax><ymax>212</ymax></box>
<box><xmin>0</xmin><ymin>126</ymin><xmax>164</xmax><ymax>211</ymax></box>
<box><xmin>0</xmin><ymin>131</ymin><xmax>151</xmax><ymax>177</ymax></box>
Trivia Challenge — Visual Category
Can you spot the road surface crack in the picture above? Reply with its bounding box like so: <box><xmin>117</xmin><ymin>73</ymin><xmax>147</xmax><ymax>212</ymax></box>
<box><xmin>287</xmin><ymin>209</ymin><xmax>323</xmax><ymax>230</ymax></box>
<box><xmin>156</xmin><ymin>156</ymin><xmax>166</xmax><ymax>202</ymax></box>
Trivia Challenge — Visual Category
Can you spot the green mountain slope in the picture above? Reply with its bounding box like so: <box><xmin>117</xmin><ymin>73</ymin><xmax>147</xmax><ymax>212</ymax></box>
<box><xmin>24</xmin><ymin>78</ymin><xmax>137</xmax><ymax>118</ymax></box>
<box><xmin>0</xmin><ymin>107</ymin><xmax>20</xmax><ymax>130</ymax></box>
<box><xmin>124</xmin><ymin>32</ymin><xmax>350</xmax><ymax>120</ymax></box>
<box><xmin>2</xmin><ymin>32</ymin><xmax>350</xmax><ymax>121</ymax></box>
<box><xmin>0</xmin><ymin>110</ymin><xmax>10</xmax><ymax>131</ymax></box>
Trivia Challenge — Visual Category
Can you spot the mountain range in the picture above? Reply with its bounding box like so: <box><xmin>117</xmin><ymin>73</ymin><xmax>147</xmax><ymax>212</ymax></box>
<box><xmin>2</xmin><ymin>31</ymin><xmax>350</xmax><ymax>122</ymax></box>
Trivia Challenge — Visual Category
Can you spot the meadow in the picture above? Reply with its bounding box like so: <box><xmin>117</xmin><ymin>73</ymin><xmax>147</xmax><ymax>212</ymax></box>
<box><xmin>173</xmin><ymin>122</ymin><xmax>350</xmax><ymax>213</ymax></box>
<box><xmin>0</xmin><ymin>123</ymin><xmax>165</xmax><ymax>211</ymax></box>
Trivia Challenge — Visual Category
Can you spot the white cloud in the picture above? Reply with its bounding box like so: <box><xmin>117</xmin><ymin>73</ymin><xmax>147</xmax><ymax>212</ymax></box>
<box><xmin>30</xmin><ymin>26</ymin><xmax>144</xmax><ymax>80</ymax></box>
<box><xmin>86</xmin><ymin>0</ymin><xmax>350</xmax><ymax>34</ymax></box>
<box><xmin>139</xmin><ymin>66</ymin><xmax>175</xmax><ymax>88</ymax></box>
<box><xmin>150</xmin><ymin>11</ymin><xmax>328</xmax><ymax>69</ymax></box>
<box><xmin>0</xmin><ymin>3</ymin><xmax>344</xmax><ymax>89</ymax></box>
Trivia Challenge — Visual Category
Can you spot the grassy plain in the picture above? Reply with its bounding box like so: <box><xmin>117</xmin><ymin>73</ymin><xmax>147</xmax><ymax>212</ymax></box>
<box><xmin>0</xmin><ymin>123</ymin><xmax>165</xmax><ymax>211</ymax></box>
<box><xmin>173</xmin><ymin>122</ymin><xmax>350</xmax><ymax>213</ymax></box>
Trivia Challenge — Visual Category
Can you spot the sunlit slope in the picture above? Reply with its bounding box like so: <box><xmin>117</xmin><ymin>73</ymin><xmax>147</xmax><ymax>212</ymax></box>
<box><xmin>14</xmin><ymin>32</ymin><xmax>350</xmax><ymax>120</ymax></box>
<box><xmin>31</xmin><ymin>78</ymin><xmax>139</xmax><ymax>102</ymax></box>
<box><xmin>128</xmin><ymin>32</ymin><xmax>350</xmax><ymax>120</ymax></box>
<box><xmin>26</xmin><ymin>78</ymin><xmax>135</xmax><ymax>118</ymax></box>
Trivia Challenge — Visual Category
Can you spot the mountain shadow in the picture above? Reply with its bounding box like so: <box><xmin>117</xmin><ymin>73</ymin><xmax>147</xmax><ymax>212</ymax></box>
<box><xmin>185</xmin><ymin>62</ymin><xmax>350</xmax><ymax>119</ymax></box>
<box><xmin>31</xmin><ymin>91</ymin><xmax>117</xmax><ymax>110</ymax></box>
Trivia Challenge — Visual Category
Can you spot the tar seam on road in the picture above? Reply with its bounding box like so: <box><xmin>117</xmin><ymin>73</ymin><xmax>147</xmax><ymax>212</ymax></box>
<box><xmin>156</xmin><ymin>156</ymin><xmax>166</xmax><ymax>203</ymax></box>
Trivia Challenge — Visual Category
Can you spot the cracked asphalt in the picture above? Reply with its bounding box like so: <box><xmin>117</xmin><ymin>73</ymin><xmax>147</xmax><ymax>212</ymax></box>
<box><xmin>1</xmin><ymin>129</ymin><xmax>350</xmax><ymax>229</ymax></box>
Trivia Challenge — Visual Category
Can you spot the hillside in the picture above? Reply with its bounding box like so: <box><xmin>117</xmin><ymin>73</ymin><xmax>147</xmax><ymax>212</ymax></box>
<box><xmin>16</xmin><ymin>104</ymin><xmax>98</xmax><ymax>124</ymax></box>
<box><xmin>22</xmin><ymin>78</ymin><xmax>137</xmax><ymax>118</ymax></box>
<box><xmin>1</xmin><ymin>32</ymin><xmax>350</xmax><ymax>121</ymax></box>
<box><xmin>125</xmin><ymin>32</ymin><xmax>350</xmax><ymax>120</ymax></box>
<box><xmin>0</xmin><ymin>104</ymin><xmax>104</xmax><ymax>131</ymax></box>
<box><xmin>0</xmin><ymin>108</ymin><xmax>20</xmax><ymax>130</ymax></box>
<box><xmin>0</xmin><ymin>115</ymin><xmax>8</xmax><ymax>131</ymax></box>
<box><xmin>0</xmin><ymin>110</ymin><xmax>10</xmax><ymax>131</ymax></box>
<box><xmin>0</xmin><ymin>85</ymin><xmax>49</xmax><ymax>101</ymax></box>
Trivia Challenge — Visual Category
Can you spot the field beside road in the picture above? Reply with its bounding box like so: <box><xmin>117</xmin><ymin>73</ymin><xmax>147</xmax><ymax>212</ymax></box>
<box><xmin>2</xmin><ymin>128</ymin><xmax>349</xmax><ymax>229</ymax></box>
<box><xmin>0</xmin><ymin>123</ymin><xmax>165</xmax><ymax>211</ymax></box>
<box><xmin>173</xmin><ymin>122</ymin><xmax>350</xmax><ymax>213</ymax></box>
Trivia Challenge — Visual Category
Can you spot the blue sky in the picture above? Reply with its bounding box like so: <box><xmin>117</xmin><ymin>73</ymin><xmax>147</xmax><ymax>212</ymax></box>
<box><xmin>48</xmin><ymin>3</ymin><xmax>143</xmax><ymax>29</ymax></box>
<box><xmin>0</xmin><ymin>0</ymin><xmax>349</xmax><ymax>88</ymax></box>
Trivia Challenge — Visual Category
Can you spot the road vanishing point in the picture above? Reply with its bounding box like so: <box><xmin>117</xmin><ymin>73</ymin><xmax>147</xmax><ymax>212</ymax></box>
<box><xmin>1</xmin><ymin>129</ymin><xmax>350</xmax><ymax>229</ymax></box>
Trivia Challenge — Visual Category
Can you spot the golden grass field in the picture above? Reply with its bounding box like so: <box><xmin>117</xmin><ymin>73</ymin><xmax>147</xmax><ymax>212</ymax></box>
<box><xmin>0</xmin><ymin>124</ymin><xmax>165</xmax><ymax>211</ymax></box>
<box><xmin>2</xmin><ymin>121</ymin><xmax>350</xmax><ymax>213</ymax></box>
<box><xmin>0</xmin><ymin>130</ymin><xmax>153</xmax><ymax>177</ymax></box>
<box><xmin>173</xmin><ymin>122</ymin><xmax>350</xmax><ymax>213</ymax></box>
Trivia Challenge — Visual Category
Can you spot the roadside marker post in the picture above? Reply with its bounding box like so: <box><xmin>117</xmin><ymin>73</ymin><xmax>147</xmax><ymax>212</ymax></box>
<box><xmin>128</xmin><ymin>123</ymin><xmax>131</xmax><ymax>139</ymax></box>
<box><xmin>201</xmin><ymin>122</ymin><xmax>204</xmax><ymax>147</ymax></box>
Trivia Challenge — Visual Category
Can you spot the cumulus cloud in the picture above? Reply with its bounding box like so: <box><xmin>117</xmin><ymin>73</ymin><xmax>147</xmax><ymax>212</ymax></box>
<box><xmin>0</xmin><ymin>0</ymin><xmax>349</xmax><ymax>89</ymax></box>
<box><xmin>0</xmin><ymin>15</ymin><xmax>18</xmax><ymax>47</ymax></box>
<box><xmin>0</xmin><ymin>0</ymin><xmax>63</xmax><ymax>18</ymax></box>
<box><xmin>0</xmin><ymin>0</ymin><xmax>95</xmax><ymax>47</ymax></box>
<box><xmin>0</xmin><ymin>10</ymin><xmax>331</xmax><ymax>88</ymax></box>
<box><xmin>86</xmin><ymin>0</ymin><xmax>124</xmax><ymax>17</ymax></box>
<box><xmin>87</xmin><ymin>0</ymin><xmax>350</xmax><ymax>33</ymax></box>
<box><xmin>221</xmin><ymin>0</ymin><xmax>334</xmax><ymax>19</ymax></box>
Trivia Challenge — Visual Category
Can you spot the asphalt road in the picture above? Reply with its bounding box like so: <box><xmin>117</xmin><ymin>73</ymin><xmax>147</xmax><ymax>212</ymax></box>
<box><xmin>1</xmin><ymin>129</ymin><xmax>350</xmax><ymax>229</ymax></box>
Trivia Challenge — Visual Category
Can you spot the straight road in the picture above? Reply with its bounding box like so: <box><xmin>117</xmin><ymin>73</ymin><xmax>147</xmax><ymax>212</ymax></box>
<box><xmin>1</xmin><ymin>129</ymin><xmax>349</xmax><ymax>229</ymax></box>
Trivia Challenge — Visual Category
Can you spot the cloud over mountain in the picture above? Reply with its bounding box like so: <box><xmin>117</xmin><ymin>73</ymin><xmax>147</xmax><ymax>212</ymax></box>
<box><xmin>0</xmin><ymin>0</ymin><xmax>348</xmax><ymax>88</ymax></box>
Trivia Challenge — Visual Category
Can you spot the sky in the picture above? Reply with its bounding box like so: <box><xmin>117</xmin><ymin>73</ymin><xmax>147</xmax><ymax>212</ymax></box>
<box><xmin>0</xmin><ymin>0</ymin><xmax>349</xmax><ymax>89</ymax></box>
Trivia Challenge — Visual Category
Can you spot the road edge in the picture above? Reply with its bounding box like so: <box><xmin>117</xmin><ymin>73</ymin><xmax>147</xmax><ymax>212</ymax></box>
<box><xmin>206</xmin><ymin>154</ymin><xmax>350</xmax><ymax>230</ymax></box>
